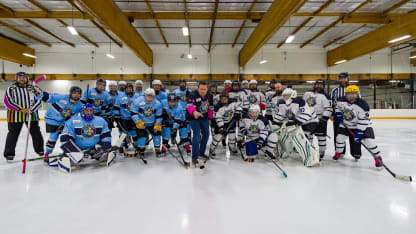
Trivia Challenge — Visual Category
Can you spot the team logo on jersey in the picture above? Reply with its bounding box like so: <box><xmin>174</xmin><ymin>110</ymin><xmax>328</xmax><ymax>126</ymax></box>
<box><xmin>286</xmin><ymin>110</ymin><xmax>294</xmax><ymax>120</ymax></box>
<box><xmin>61</xmin><ymin>108</ymin><xmax>72</xmax><ymax>118</ymax></box>
<box><xmin>94</xmin><ymin>99</ymin><xmax>102</xmax><ymax>107</ymax></box>
<box><xmin>249</xmin><ymin>125</ymin><xmax>259</xmax><ymax>134</ymax></box>
<box><xmin>181</xmin><ymin>94</ymin><xmax>186</xmax><ymax>102</ymax></box>
<box><xmin>343</xmin><ymin>109</ymin><xmax>355</xmax><ymax>121</ymax></box>
<box><xmin>213</xmin><ymin>99</ymin><xmax>218</xmax><ymax>105</ymax></box>
<box><xmin>144</xmin><ymin>107</ymin><xmax>153</xmax><ymax>117</ymax></box>
<box><xmin>249</xmin><ymin>95</ymin><xmax>257</xmax><ymax>103</ymax></box>
<box><xmin>200</xmin><ymin>102</ymin><xmax>208</xmax><ymax>112</ymax></box>
<box><xmin>82</xmin><ymin>125</ymin><xmax>95</xmax><ymax>138</ymax></box>
<box><xmin>224</xmin><ymin>111</ymin><xmax>232</xmax><ymax>117</ymax></box>
<box><xmin>306</xmin><ymin>97</ymin><xmax>316</xmax><ymax>107</ymax></box>
<box><xmin>128</xmin><ymin>101</ymin><xmax>133</xmax><ymax>108</ymax></box>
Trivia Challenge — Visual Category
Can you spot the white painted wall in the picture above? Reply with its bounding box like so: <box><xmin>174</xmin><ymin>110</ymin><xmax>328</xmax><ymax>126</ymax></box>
<box><xmin>2</xmin><ymin>44</ymin><xmax>415</xmax><ymax>75</ymax></box>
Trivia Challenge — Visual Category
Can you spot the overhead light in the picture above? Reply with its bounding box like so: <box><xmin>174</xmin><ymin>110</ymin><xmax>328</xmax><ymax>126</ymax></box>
<box><xmin>182</xmin><ymin>27</ymin><xmax>189</xmax><ymax>36</ymax></box>
<box><xmin>349</xmin><ymin>80</ymin><xmax>358</xmax><ymax>83</ymax></box>
<box><xmin>106</xmin><ymin>53</ymin><xmax>115</xmax><ymax>59</ymax></box>
<box><xmin>388</xmin><ymin>35</ymin><xmax>411</xmax><ymax>43</ymax></box>
<box><xmin>389</xmin><ymin>80</ymin><xmax>400</xmax><ymax>83</ymax></box>
<box><xmin>23</xmin><ymin>53</ymin><xmax>37</xmax><ymax>58</ymax></box>
<box><xmin>306</xmin><ymin>80</ymin><xmax>315</xmax><ymax>83</ymax></box>
<box><xmin>285</xmin><ymin>35</ymin><xmax>295</xmax><ymax>43</ymax></box>
<box><xmin>259</xmin><ymin>59</ymin><xmax>268</xmax><ymax>64</ymax></box>
<box><xmin>410</xmin><ymin>55</ymin><xmax>416</xmax><ymax>59</ymax></box>
<box><xmin>335</xmin><ymin>59</ymin><xmax>347</xmax><ymax>65</ymax></box>
<box><xmin>186</xmin><ymin>81</ymin><xmax>198</xmax><ymax>85</ymax></box>
<box><xmin>187</xmin><ymin>53</ymin><xmax>192</xmax><ymax>59</ymax></box>
<box><xmin>67</xmin><ymin>25</ymin><xmax>78</xmax><ymax>35</ymax></box>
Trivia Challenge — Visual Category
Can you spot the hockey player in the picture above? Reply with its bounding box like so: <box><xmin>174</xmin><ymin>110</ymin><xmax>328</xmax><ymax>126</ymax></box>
<box><xmin>106</xmin><ymin>81</ymin><xmax>119</xmax><ymax>129</ymax></box>
<box><xmin>265</xmin><ymin>82</ymin><xmax>283</xmax><ymax>122</ymax></box>
<box><xmin>237</xmin><ymin>105</ymin><xmax>277</xmax><ymax>162</ymax></box>
<box><xmin>247</xmin><ymin>80</ymin><xmax>266</xmax><ymax>111</ymax></box>
<box><xmin>113</xmin><ymin>83</ymin><xmax>137</xmax><ymax>153</ymax></box>
<box><xmin>333</xmin><ymin>85</ymin><xmax>383</xmax><ymax>167</ymax></box>
<box><xmin>229</xmin><ymin>80</ymin><xmax>249</xmax><ymax>111</ymax></box>
<box><xmin>54</xmin><ymin>103</ymin><xmax>113</xmax><ymax>172</ymax></box>
<box><xmin>303</xmin><ymin>79</ymin><xmax>332</xmax><ymax>159</ymax></box>
<box><xmin>331</xmin><ymin>72</ymin><xmax>362</xmax><ymax>159</ymax></box>
<box><xmin>161</xmin><ymin>93</ymin><xmax>191</xmax><ymax>154</ymax></box>
<box><xmin>118</xmin><ymin>80</ymin><xmax>127</xmax><ymax>93</ymax></box>
<box><xmin>241</xmin><ymin>80</ymin><xmax>249</xmax><ymax>90</ymax></box>
<box><xmin>134</xmin><ymin>80</ymin><xmax>145</xmax><ymax>98</ymax></box>
<box><xmin>209</xmin><ymin>92</ymin><xmax>242</xmax><ymax>157</ymax></box>
<box><xmin>224</xmin><ymin>80</ymin><xmax>232</xmax><ymax>92</ymax></box>
<box><xmin>41</xmin><ymin>86</ymin><xmax>83</xmax><ymax>160</ymax></box>
<box><xmin>172</xmin><ymin>79</ymin><xmax>192</xmax><ymax>108</ymax></box>
<box><xmin>131</xmin><ymin>88</ymin><xmax>163</xmax><ymax>158</ymax></box>
<box><xmin>273</xmin><ymin>88</ymin><xmax>320</xmax><ymax>167</ymax></box>
<box><xmin>82</xmin><ymin>78</ymin><xmax>112</xmax><ymax>117</ymax></box>
<box><xmin>209</xmin><ymin>83</ymin><xmax>220</xmax><ymax>106</ymax></box>
<box><xmin>152</xmin><ymin>80</ymin><xmax>167</xmax><ymax>102</ymax></box>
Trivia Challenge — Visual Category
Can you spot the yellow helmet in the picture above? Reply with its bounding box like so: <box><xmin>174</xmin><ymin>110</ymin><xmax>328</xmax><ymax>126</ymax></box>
<box><xmin>346</xmin><ymin>85</ymin><xmax>360</xmax><ymax>93</ymax></box>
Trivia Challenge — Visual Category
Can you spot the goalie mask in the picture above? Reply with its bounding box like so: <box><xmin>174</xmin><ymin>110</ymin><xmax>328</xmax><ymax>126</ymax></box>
<box><xmin>282</xmin><ymin>88</ymin><xmax>297</xmax><ymax>104</ymax></box>
<box><xmin>81</xmin><ymin>103</ymin><xmax>94</xmax><ymax>121</ymax></box>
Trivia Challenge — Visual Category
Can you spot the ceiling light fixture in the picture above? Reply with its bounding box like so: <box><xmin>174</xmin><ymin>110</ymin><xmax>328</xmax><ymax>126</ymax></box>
<box><xmin>335</xmin><ymin>59</ymin><xmax>347</xmax><ymax>65</ymax></box>
<box><xmin>285</xmin><ymin>35</ymin><xmax>295</xmax><ymax>43</ymax></box>
<box><xmin>388</xmin><ymin>35</ymin><xmax>411</xmax><ymax>43</ymax></box>
<box><xmin>410</xmin><ymin>55</ymin><xmax>416</xmax><ymax>59</ymax></box>
<box><xmin>182</xmin><ymin>27</ymin><xmax>189</xmax><ymax>36</ymax></box>
<box><xmin>23</xmin><ymin>53</ymin><xmax>37</xmax><ymax>58</ymax></box>
<box><xmin>67</xmin><ymin>25</ymin><xmax>78</xmax><ymax>35</ymax></box>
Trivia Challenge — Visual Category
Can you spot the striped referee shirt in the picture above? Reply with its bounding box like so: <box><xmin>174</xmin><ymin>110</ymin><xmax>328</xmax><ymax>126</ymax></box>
<box><xmin>331</xmin><ymin>86</ymin><xmax>345</xmax><ymax>106</ymax></box>
<box><xmin>4</xmin><ymin>84</ymin><xmax>42</xmax><ymax>123</ymax></box>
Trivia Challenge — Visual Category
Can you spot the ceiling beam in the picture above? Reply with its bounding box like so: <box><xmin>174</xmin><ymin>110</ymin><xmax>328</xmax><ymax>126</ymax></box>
<box><xmin>327</xmin><ymin>11</ymin><xmax>416</xmax><ymax>66</ymax></box>
<box><xmin>28</xmin><ymin>0</ymin><xmax>49</xmax><ymax>13</ymax></box>
<box><xmin>24</xmin><ymin>19</ymin><xmax>75</xmax><ymax>47</ymax></box>
<box><xmin>232</xmin><ymin>0</ymin><xmax>257</xmax><ymax>48</ymax></box>
<box><xmin>323</xmin><ymin>24</ymin><xmax>367</xmax><ymax>48</ymax></box>
<box><xmin>75</xmin><ymin>0</ymin><xmax>152</xmax><ymax>66</ymax></box>
<box><xmin>239</xmin><ymin>0</ymin><xmax>307</xmax><ymax>67</ymax></box>
<box><xmin>300</xmin><ymin>0</ymin><xmax>371</xmax><ymax>48</ymax></box>
<box><xmin>342</xmin><ymin>14</ymin><xmax>389</xmax><ymax>24</ymax></box>
<box><xmin>90</xmin><ymin>20</ymin><xmax>122</xmax><ymax>48</ymax></box>
<box><xmin>411</xmin><ymin>51</ymin><xmax>416</xmax><ymax>66</ymax></box>
<box><xmin>0</xmin><ymin>3</ymin><xmax>14</xmax><ymax>15</ymax></box>
<box><xmin>66</xmin><ymin>0</ymin><xmax>85</xmax><ymax>15</ymax></box>
<box><xmin>183</xmin><ymin>0</ymin><xmax>192</xmax><ymax>48</ymax></box>
<box><xmin>0</xmin><ymin>10</ymin><xmax>405</xmax><ymax>20</ymax></box>
<box><xmin>144</xmin><ymin>0</ymin><xmax>168</xmax><ymax>48</ymax></box>
<box><xmin>0</xmin><ymin>35</ymin><xmax>35</xmax><ymax>66</ymax></box>
<box><xmin>277</xmin><ymin>0</ymin><xmax>335</xmax><ymax>48</ymax></box>
<box><xmin>383</xmin><ymin>0</ymin><xmax>411</xmax><ymax>15</ymax></box>
<box><xmin>0</xmin><ymin>20</ymin><xmax>51</xmax><ymax>47</ymax></box>
<box><xmin>208</xmin><ymin>0</ymin><xmax>219</xmax><ymax>53</ymax></box>
<box><xmin>56</xmin><ymin>19</ymin><xmax>98</xmax><ymax>47</ymax></box>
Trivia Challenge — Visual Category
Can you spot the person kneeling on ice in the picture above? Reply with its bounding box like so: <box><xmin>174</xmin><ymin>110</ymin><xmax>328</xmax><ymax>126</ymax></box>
<box><xmin>131</xmin><ymin>88</ymin><xmax>163</xmax><ymax>158</ymax></box>
<box><xmin>161</xmin><ymin>93</ymin><xmax>191</xmax><ymax>154</ymax></box>
<box><xmin>209</xmin><ymin>91</ymin><xmax>242</xmax><ymax>158</ymax></box>
<box><xmin>50</xmin><ymin>103</ymin><xmax>113</xmax><ymax>172</ymax></box>
<box><xmin>272</xmin><ymin>88</ymin><xmax>320</xmax><ymax>167</ymax></box>
<box><xmin>333</xmin><ymin>85</ymin><xmax>383</xmax><ymax>168</ymax></box>
<box><xmin>41</xmin><ymin>86</ymin><xmax>83</xmax><ymax>162</ymax></box>
<box><xmin>237</xmin><ymin>105</ymin><xmax>277</xmax><ymax>162</ymax></box>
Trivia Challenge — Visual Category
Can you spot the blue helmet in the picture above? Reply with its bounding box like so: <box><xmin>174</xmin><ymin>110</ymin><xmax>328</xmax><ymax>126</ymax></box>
<box><xmin>69</xmin><ymin>86</ymin><xmax>82</xmax><ymax>101</ymax></box>
<box><xmin>81</xmin><ymin>103</ymin><xmax>94</xmax><ymax>121</ymax></box>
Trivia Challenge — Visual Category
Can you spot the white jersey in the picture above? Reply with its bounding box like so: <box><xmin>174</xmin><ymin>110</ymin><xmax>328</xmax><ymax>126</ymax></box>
<box><xmin>335</xmin><ymin>97</ymin><xmax>371</xmax><ymax>131</ymax></box>
<box><xmin>303</xmin><ymin>91</ymin><xmax>332</xmax><ymax>119</ymax></box>
<box><xmin>238</xmin><ymin>115</ymin><xmax>270</xmax><ymax>142</ymax></box>
<box><xmin>273</xmin><ymin>98</ymin><xmax>318</xmax><ymax>125</ymax></box>
<box><xmin>247</xmin><ymin>89</ymin><xmax>265</xmax><ymax>106</ymax></box>
<box><xmin>265</xmin><ymin>91</ymin><xmax>282</xmax><ymax>116</ymax></box>
<box><xmin>214</xmin><ymin>102</ymin><xmax>242</xmax><ymax>127</ymax></box>
<box><xmin>228</xmin><ymin>90</ymin><xmax>249</xmax><ymax>110</ymax></box>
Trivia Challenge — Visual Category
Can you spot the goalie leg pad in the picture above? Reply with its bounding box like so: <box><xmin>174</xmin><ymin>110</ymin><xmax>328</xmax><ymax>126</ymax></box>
<box><xmin>291</xmin><ymin>126</ymin><xmax>320</xmax><ymax>167</ymax></box>
<box><xmin>58</xmin><ymin>156</ymin><xmax>72</xmax><ymax>173</ymax></box>
<box><xmin>106</xmin><ymin>151</ymin><xmax>117</xmax><ymax>167</ymax></box>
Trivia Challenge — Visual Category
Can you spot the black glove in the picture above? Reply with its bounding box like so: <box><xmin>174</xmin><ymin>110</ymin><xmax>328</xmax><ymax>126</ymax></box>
<box><xmin>87</xmin><ymin>98</ymin><xmax>95</xmax><ymax>105</ymax></box>
<box><xmin>218</xmin><ymin>127</ymin><xmax>226</xmax><ymax>135</ymax></box>
<box><xmin>234</xmin><ymin>111</ymin><xmax>242</xmax><ymax>121</ymax></box>
<box><xmin>171</xmin><ymin>128</ymin><xmax>178</xmax><ymax>139</ymax></box>
<box><xmin>91</xmin><ymin>147</ymin><xmax>105</xmax><ymax>160</ymax></box>
<box><xmin>319</xmin><ymin>116</ymin><xmax>329</xmax><ymax>125</ymax></box>
<box><xmin>56</xmin><ymin>123</ymin><xmax>65</xmax><ymax>134</ymax></box>
<box><xmin>256</xmin><ymin>141</ymin><xmax>263</xmax><ymax>150</ymax></box>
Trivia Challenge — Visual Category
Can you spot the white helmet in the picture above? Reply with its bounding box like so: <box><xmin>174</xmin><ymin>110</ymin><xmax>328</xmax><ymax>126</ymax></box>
<box><xmin>145</xmin><ymin>88</ymin><xmax>155</xmax><ymax>96</ymax></box>
<box><xmin>152</xmin><ymin>79</ymin><xmax>162</xmax><ymax>86</ymax></box>
<box><xmin>249</xmin><ymin>80</ymin><xmax>258</xmax><ymax>85</ymax></box>
<box><xmin>248</xmin><ymin>105</ymin><xmax>260</xmax><ymax>119</ymax></box>
<box><xmin>118</xmin><ymin>81</ymin><xmax>127</xmax><ymax>86</ymax></box>
<box><xmin>224</xmin><ymin>80</ymin><xmax>232</xmax><ymax>85</ymax></box>
<box><xmin>135</xmin><ymin>80</ymin><xmax>143</xmax><ymax>85</ymax></box>
<box><xmin>108</xmin><ymin>81</ymin><xmax>117</xmax><ymax>87</ymax></box>
<box><xmin>241</xmin><ymin>80</ymin><xmax>248</xmax><ymax>85</ymax></box>
<box><xmin>282</xmin><ymin>88</ymin><xmax>297</xmax><ymax>98</ymax></box>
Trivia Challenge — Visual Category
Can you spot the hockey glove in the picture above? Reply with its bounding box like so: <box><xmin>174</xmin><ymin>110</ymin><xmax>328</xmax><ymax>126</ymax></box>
<box><xmin>352</xmin><ymin>129</ymin><xmax>364</xmax><ymax>143</ymax></box>
<box><xmin>56</xmin><ymin>123</ymin><xmax>65</xmax><ymax>134</ymax></box>
<box><xmin>171</xmin><ymin>128</ymin><xmax>178</xmax><ymax>140</ymax></box>
<box><xmin>135</xmin><ymin>119</ymin><xmax>145</xmax><ymax>130</ymax></box>
<box><xmin>334</xmin><ymin>112</ymin><xmax>343</xmax><ymax>125</ymax></box>
<box><xmin>256</xmin><ymin>141</ymin><xmax>263</xmax><ymax>150</ymax></box>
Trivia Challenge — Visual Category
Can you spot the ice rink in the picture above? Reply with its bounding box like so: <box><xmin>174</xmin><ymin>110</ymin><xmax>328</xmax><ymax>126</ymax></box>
<box><xmin>1</xmin><ymin>119</ymin><xmax>415</xmax><ymax>234</ymax></box>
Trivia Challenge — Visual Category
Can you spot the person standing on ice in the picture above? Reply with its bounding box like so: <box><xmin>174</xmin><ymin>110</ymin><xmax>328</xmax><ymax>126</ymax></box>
<box><xmin>134</xmin><ymin>80</ymin><xmax>145</xmax><ymax>98</ymax></box>
<box><xmin>152</xmin><ymin>80</ymin><xmax>167</xmax><ymax>102</ymax></box>
<box><xmin>3</xmin><ymin>72</ymin><xmax>44</xmax><ymax>161</ymax></box>
<box><xmin>41</xmin><ymin>86</ymin><xmax>83</xmax><ymax>162</ymax></box>
<box><xmin>82</xmin><ymin>78</ymin><xmax>112</xmax><ymax>117</ymax></box>
<box><xmin>106</xmin><ymin>81</ymin><xmax>119</xmax><ymax>129</ymax></box>
<box><xmin>118</xmin><ymin>80</ymin><xmax>127</xmax><ymax>93</ymax></box>
<box><xmin>187</xmin><ymin>81</ymin><xmax>213</xmax><ymax>167</ymax></box>
<box><xmin>333</xmin><ymin>85</ymin><xmax>383</xmax><ymax>168</ymax></box>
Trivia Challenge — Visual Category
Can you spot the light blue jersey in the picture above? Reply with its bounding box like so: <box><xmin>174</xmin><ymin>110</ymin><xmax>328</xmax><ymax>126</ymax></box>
<box><xmin>43</xmin><ymin>93</ymin><xmax>82</xmax><ymax>126</ymax></box>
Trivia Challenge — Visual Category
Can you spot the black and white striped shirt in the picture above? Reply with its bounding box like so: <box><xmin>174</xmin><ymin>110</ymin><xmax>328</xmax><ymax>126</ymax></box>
<box><xmin>4</xmin><ymin>84</ymin><xmax>42</xmax><ymax>123</ymax></box>
<box><xmin>331</xmin><ymin>86</ymin><xmax>345</xmax><ymax>107</ymax></box>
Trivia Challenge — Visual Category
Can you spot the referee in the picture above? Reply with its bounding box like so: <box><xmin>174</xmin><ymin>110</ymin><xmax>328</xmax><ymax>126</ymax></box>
<box><xmin>3</xmin><ymin>72</ymin><xmax>44</xmax><ymax>161</ymax></box>
<box><xmin>331</xmin><ymin>72</ymin><xmax>362</xmax><ymax>159</ymax></box>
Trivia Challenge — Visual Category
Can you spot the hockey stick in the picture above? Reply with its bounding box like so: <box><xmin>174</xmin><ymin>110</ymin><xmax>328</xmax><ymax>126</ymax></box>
<box><xmin>116</xmin><ymin>120</ymin><xmax>147</xmax><ymax>164</ymax></box>
<box><xmin>22</xmin><ymin>154</ymin><xmax>65</xmax><ymax>163</ymax></box>
<box><xmin>341</xmin><ymin>123</ymin><xmax>412</xmax><ymax>182</ymax></box>
<box><xmin>172</xmin><ymin>136</ymin><xmax>190</xmax><ymax>168</ymax></box>
<box><xmin>258</xmin><ymin>148</ymin><xmax>288</xmax><ymax>178</ymax></box>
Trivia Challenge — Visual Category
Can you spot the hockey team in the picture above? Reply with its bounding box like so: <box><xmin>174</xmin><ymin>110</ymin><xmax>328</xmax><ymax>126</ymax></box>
<box><xmin>3</xmin><ymin>71</ymin><xmax>386</xmax><ymax>173</ymax></box>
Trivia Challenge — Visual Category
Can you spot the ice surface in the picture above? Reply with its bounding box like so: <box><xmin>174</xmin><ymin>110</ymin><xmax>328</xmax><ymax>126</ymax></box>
<box><xmin>0</xmin><ymin>120</ymin><xmax>415</xmax><ymax>234</ymax></box>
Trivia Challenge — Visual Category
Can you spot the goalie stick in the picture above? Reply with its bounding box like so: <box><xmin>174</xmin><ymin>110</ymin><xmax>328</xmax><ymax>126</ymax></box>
<box><xmin>342</xmin><ymin>123</ymin><xmax>412</xmax><ymax>182</ymax></box>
